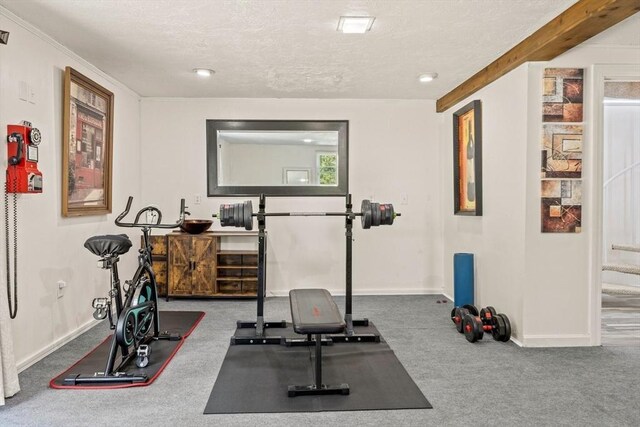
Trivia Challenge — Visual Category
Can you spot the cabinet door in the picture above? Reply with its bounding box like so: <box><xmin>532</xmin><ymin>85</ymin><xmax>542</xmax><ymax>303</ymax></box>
<box><xmin>168</xmin><ymin>235</ymin><xmax>192</xmax><ymax>296</ymax></box>
<box><xmin>191</xmin><ymin>236</ymin><xmax>216</xmax><ymax>296</ymax></box>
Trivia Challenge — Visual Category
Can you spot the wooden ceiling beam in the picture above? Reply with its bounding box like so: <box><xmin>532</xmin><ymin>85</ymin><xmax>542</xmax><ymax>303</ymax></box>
<box><xmin>436</xmin><ymin>0</ymin><xmax>640</xmax><ymax>113</ymax></box>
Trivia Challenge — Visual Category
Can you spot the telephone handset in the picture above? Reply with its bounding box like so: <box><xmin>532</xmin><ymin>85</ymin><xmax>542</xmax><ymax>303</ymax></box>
<box><xmin>4</xmin><ymin>121</ymin><xmax>43</xmax><ymax>319</ymax></box>
<box><xmin>7</xmin><ymin>133</ymin><xmax>23</xmax><ymax>165</ymax></box>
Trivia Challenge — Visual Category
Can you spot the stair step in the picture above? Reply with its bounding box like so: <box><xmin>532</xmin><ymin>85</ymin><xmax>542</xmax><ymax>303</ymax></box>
<box><xmin>602</xmin><ymin>263</ymin><xmax>640</xmax><ymax>275</ymax></box>
<box><xmin>611</xmin><ymin>244</ymin><xmax>640</xmax><ymax>253</ymax></box>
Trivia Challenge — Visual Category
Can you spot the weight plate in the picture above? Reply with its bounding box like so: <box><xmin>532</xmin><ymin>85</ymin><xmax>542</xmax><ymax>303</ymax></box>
<box><xmin>487</xmin><ymin>306</ymin><xmax>497</xmax><ymax>317</ymax></box>
<box><xmin>234</xmin><ymin>203</ymin><xmax>241</xmax><ymax>227</ymax></box>
<box><xmin>384</xmin><ymin>204</ymin><xmax>392</xmax><ymax>225</ymax></box>
<box><xmin>387</xmin><ymin>204</ymin><xmax>395</xmax><ymax>225</ymax></box>
<box><xmin>480</xmin><ymin>307</ymin><xmax>493</xmax><ymax>324</ymax></box>
<box><xmin>372</xmin><ymin>202</ymin><xmax>381</xmax><ymax>227</ymax></box>
<box><xmin>450</xmin><ymin>307</ymin><xmax>457</xmax><ymax>324</ymax></box>
<box><xmin>238</xmin><ymin>202</ymin><xmax>244</xmax><ymax>229</ymax></box>
<box><xmin>492</xmin><ymin>315</ymin><xmax>506</xmax><ymax>341</ymax></box>
<box><xmin>244</xmin><ymin>200</ymin><xmax>253</xmax><ymax>230</ymax></box>
<box><xmin>462</xmin><ymin>314</ymin><xmax>483</xmax><ymax>343</ymax></box>
<box><xmin>454</xmin><ymin>307</ymin><xmax>469</xmax><ymax>333</ymax></box>
<box><xmin>361</xmin><ymin>200</ymin><xmax>372</xmax><ymax>229</ymax></box>
<box><xmin>462</xmin><ymin>304</ymin><xmax>479</xmax><ymax>316</ymax></box>
<box><xmin>379</xmin><ymin>204</ymin><xmax>388</xmax><ymax>225</ymax></box>
<box><xmin>222</xmin><ymin>205</ymin><xmax>229</xmax><ymax>226</ymax></box>
<box><xmin>497</xmin><ymin>313</ymin><xmax>511</xmax><ymax>342</ymax></box>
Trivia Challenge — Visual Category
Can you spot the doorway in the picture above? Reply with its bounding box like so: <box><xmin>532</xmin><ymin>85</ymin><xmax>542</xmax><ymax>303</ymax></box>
<box><xmin>596</xmin><ymin>70</ymin><xmax>640</xmax><ymax>347</ymax></box>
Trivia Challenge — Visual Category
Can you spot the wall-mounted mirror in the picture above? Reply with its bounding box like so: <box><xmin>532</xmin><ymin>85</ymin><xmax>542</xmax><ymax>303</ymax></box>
<box><xmin>206</xmin><ymin>120</ymin><xmax>348</xmax><ymax>196</ymax></box>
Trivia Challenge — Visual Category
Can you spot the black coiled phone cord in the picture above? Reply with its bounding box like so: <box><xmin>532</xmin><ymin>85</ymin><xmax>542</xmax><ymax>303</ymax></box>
<box><xmin>5</xmin><ymin>174</ymin><xmax>18</xmax><ymax>319</ymax></box>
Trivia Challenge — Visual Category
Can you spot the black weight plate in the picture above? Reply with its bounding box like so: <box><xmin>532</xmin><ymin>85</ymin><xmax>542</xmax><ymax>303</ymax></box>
<box><xmin>462</xmin><ymin>314</ymin><xmax>483</xmax><ymax>343</ymax></box>
<box><xmin>480</xmin><ymin>307</ymin><xmax>493</xmax><ymax>325</ymax></box>
<box><xmin>238</xmin><ymin>202</ymin><xmax>244</xmax><ymax>229</ymax></box>
<box><xmin>492</xmin><ymin>315</ymin><xmax>506</xmax><ymax>341</ymax></box>
<box><xmin>219</xmin><ymin>205</ymin><xmax>225</xmax><ymax>226</ymax></box>
<box><xmin>387</xmin><ymin>204</ymin><xmax>395</xmax><ymax>225</ymax></box>
<box><xmin>361</xmin><ymin>200</ymin><xmax>372</xmax><ymax>229</ymax></box>
<box><xmin>450</xmin><ymin>307</ymin><xmax>457</xmax><ymax>324</ymax></box>
<box><xmin>487</xmin><ymin>306</ymin><xmax>497</xmax><ymax>316</ymax></box>
<box><xmin>222</xmin><ymin>205</ymin><xmax>229</xmax><ymax>226</ymax></box>
<box><xmin>454</xmin><ymin>307</ymin><xmax>469</xmax><ymax>333</ymax></box>
<box><xmin>462</xmin><ymin>304</ymin><xmax>479</xmax><ymax>316</ymax></box>
<box><xmin>497</xmin><ymin>313</ymin><xmax>511</xmax><ymax>342</ymax></box>
<box><xmin>379</xmin><ymin>204</ymin><xmax>388</xmax><ymax>225</ymax></box>
<box><xmin>384</xmin><ymin>204</ymin><xmax>392</xmax><ymax>225</ymax></box>
<box><xmin>372</xmin><ymin>202</ymin><xmax>381</xmax><ymax>227</ymax></box>
<box><xmin>244</xmin><ymin>200</ymin><xmax>253</xmax><ymax>231</ymax></box>
<box><xmin>226</xmin><ymin>204</ymin><xmax>233</xmax><ymax>226</ymax></box>
<box><xmin>234</xmin><ymin>203</ymin><xmax>241</xmax><ymax>227</ymax></box>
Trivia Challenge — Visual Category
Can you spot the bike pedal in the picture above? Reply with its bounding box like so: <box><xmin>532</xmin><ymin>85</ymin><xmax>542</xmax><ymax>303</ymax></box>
<box><xmin>136</xmin><ymin>344</ymin><xmax>150</xmax><ymax>357</ymax></box>
<box><xmin>157</xmin><ymin>332</ymin><xmax>182</xmax><ymax>341</ymax></box>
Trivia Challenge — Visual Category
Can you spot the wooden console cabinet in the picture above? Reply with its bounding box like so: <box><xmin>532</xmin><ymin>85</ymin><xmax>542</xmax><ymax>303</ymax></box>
<box><xmin>145</xmin><ymin>231</ymin><xmax>258</xmax><ymax>298</ymax></box>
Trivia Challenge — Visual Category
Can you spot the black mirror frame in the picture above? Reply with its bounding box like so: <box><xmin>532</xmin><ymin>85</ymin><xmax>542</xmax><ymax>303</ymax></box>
<box><xmin>206</xmin><ymin>119</ymin><xmax>349</xmax><ymax>197</ymax></box>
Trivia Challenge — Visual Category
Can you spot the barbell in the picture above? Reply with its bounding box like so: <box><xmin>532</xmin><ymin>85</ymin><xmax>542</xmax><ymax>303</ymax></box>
<box><xmin>214</xmin><ymin>199</ymin><xmax>401</xmax><ymax>231</ymax></box>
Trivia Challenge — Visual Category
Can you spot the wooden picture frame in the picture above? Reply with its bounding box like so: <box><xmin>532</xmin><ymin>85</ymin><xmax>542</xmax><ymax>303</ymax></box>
<box><xmin>453</xmin><ymin>100</ymin><xmax>482</xmax><ymax>216</ymax></box>
<box><xmin>62</xmin><ymin>67</ymin><xmax>114</xmax><ymax>217</ymax></box>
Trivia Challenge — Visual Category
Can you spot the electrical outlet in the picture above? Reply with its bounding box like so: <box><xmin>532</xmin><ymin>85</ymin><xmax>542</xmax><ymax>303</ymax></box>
<box><xmin>195</xmin><ymin>194</ymin><xmax>202</xmax><ymax>205</ymax></box>
<box><xmin>57</xmin><ymin>280</ymin><xmax>66</xmax><ymax>298</ymax></box>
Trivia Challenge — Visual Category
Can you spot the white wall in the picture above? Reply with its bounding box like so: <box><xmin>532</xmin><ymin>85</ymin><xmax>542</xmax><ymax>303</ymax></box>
<box><xmin>441</xmin><ymin>64</ymin><xmax>530</xmax><ymax>342</ymax></box>
<box><xmin>0</xmin><ymin>10</ymin><xmax>142</xmax><ymax>369</ymax></box>
<box><xmin>140</xmin><ymin>98</ymin><xmax>443</xmax><ymax>297</ymax></box>
<box><xmin>221</xmin><ymin>142</ymin><xmax>324</xmax><ymax>186</ymax></box>
<box><xmin>440</xmin><ymin>27</ymin><xmax>640</xmax><ymax>346</ymax></box>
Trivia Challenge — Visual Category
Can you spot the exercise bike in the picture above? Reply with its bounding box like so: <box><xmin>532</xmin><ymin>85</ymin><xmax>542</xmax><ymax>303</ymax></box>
<box><xmin>64</xmin><ymin>196</ymin><xmax>186</xmax><ymax>385</ymax></box>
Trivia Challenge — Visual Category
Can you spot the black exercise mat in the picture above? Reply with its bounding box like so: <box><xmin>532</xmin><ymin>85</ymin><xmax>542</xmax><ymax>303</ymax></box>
<box><xmin>204</xmin><ymin>323</ymin><xmax>431</xmax><ymax>413</ymax></box>
<box><xmin>50</xmin><ymin>311</ymin><xmax>204</xmax><ymax>389</ymax></box>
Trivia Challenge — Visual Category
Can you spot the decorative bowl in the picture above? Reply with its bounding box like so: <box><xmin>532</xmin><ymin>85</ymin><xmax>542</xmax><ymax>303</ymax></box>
<box><xmin>180</xmin><ymin>219</ymin><xmax>213</xmax><ymax>234</ymax></box>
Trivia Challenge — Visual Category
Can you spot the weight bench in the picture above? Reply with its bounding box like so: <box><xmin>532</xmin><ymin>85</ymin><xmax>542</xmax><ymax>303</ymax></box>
<box><xmin>288</xmin><ymin>289</ymin><xmax>350</xmax><ymax>397</ymax></box>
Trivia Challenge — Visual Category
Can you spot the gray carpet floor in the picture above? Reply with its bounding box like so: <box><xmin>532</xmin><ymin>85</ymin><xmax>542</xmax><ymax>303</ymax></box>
<box><xmin>1</xmin><ymin>295</ymin><xmax>639</xmax><ymax>426</ymax></box>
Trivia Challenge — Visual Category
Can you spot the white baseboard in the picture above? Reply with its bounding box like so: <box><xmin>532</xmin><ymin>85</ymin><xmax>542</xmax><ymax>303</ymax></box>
<box><xmin>17</xmin><ymin>318</ymin><xmax>98</xmax><ymax>373</ymax></box>
<box><xmin>510</xmin><ymin>336</ymin><xmax>523</xmax><ymax>347</ymax></box>
<box><xmin>521</xmin><ymin>334</ymin><xmax>592</xmax><ymax>347</ymax></box>
<box><xmin>267</xmin><ymin>288</ymin><xmax>445</xmax><ymax>297</ymax></box>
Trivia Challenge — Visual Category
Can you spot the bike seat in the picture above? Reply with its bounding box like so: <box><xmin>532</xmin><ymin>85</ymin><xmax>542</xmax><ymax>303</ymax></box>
<box><xmin>84</xmin><ymin>234</ymin><xmax>132</xmax><ymax>257</ymax></box>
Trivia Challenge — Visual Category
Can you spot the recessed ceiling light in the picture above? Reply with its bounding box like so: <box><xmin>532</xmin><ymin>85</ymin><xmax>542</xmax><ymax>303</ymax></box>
<box><xmin>337</xmin><ymin>16</ymin><xmax>375</xmax><ymax>34</ymax></box>
<box><xmin>303</xmin><ymin>138</ymin><xmax>313</xmax><ymax>143</ymax></box>
<box><xmin>193</xmin><ymin>68</ymin><xmax>215</xmax><ymax>77</ymax></box>
<box><xmin>418</xmin><ymin>73</ymin><xmax>438</xmax><ymax>83</ymax></box>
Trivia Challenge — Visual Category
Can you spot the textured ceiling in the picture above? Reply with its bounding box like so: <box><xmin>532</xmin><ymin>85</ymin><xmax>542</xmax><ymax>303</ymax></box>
<box><xmin>3</xmin><ymin>0</ymin><xmax>626</xmax><ymax>100</ymax></box>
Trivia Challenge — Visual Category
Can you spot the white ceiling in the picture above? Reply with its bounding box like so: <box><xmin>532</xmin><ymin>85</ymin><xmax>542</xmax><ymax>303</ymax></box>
<box><xmin>1</xmin><ymin>0</ymin><xmax>635</xmax><ymax>100</ymax></box>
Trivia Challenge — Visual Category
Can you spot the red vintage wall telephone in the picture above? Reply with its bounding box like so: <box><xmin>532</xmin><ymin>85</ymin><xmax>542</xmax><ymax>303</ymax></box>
<box><xmin>5</xmin><ymin>121</ymin><xmax>43</xmax><ymax>318</ymax></box>
<box><xmin>7</xmin><ymin>121</ymin><xmax>42</xmax><ymax>193</ymax></box>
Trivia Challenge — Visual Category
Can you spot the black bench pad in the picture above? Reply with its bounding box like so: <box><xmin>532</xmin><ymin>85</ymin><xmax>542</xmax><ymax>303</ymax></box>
<box><xmin>289</xmin><ymin>289</ymin><xmax>345</xmax><ymax>335</ymax></box>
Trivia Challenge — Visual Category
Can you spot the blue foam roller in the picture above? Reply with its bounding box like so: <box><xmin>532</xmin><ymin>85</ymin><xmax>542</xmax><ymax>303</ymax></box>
<box><xmin>454</xmin><ymin>253</ymin><xmax>474</xmax><ymax>307</ymax></box>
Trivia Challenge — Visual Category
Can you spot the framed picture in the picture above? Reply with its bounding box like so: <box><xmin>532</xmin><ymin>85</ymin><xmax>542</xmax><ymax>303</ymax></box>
<box><xmin>62</xmin><ymin>67</ymin><xmax>114</xmax><ymax>217</ymax></box>
<box><xmin>453</xmin><ymin>100</ymin><xmax>482</xmax><ymax>215</ymax></box>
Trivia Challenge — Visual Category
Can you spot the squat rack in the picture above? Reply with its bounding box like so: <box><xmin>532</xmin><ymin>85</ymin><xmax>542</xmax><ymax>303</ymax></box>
<box><xmin>217</xmin><ymin>193</ymin><xmax>400</xmax><ymax>345</ymax></box>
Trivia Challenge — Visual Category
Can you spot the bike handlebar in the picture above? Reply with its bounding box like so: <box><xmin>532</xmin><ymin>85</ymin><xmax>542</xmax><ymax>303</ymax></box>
<box><xmin>115</xmin><ymin>196</ymin><xmax>186</xmax><ymax>229</ymax></box>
